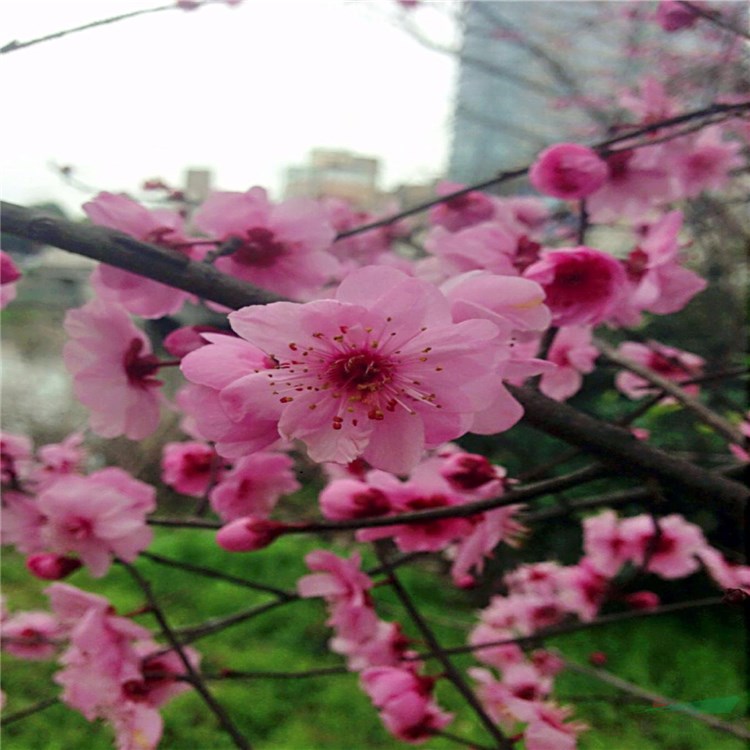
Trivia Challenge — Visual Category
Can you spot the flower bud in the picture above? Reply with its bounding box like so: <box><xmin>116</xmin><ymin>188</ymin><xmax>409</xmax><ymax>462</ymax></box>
<box><xmin>216</xmin><ymin>517</ymin><xmax>288</xmax><ymax>552</ymax></box>
<box><xmin>624</xmin><ymin>591</ymin><xmax>660</xmax><ymax>610</ymax></box>
<box><xmin>26</xmin><ymin>554</ymin><xmax>83</xmax><ymax>580</ymax></box>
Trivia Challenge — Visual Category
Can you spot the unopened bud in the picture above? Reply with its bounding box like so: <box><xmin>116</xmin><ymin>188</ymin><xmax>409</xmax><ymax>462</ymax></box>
<box><xmin>216</xmin><ymin>517</ymin><xmax>288</xmax><ymax>552</ymax></box>
<box><xmin>26</xmin><ymin>554</ymin><xmax>82</xmax><ymax>580</ymax></box>
<box><xmin>624</xmin><ymin>591</ymin><xmax>660</xmax><ymax>610</ymax></box>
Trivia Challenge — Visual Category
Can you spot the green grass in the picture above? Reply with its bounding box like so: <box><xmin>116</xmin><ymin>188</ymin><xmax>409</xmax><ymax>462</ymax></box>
<box><xmin>2</xmin><ymin>529</ymin><xmax>747</xmax><ymax>750</ymax></box>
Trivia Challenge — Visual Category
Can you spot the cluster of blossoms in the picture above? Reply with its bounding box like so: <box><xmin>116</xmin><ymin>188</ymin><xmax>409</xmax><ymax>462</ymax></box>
<box><xmin>297</xmin><ymin>550</ymin><xmax>453</xmax><ymax>742</ymax></box>
<box><xmin>2</xmin><ymin>5</ymin><xmax>748</xmax><ymax>747</ymax></box>
<box><xmin>465</xmin><ymin>509</ymin><xmax>749</xmax><ymax>749</ymax></box>
<box><xmin>1</xmin><ymin>431</ymin><xmax>155</xmax><ymax>579</ymax></box>
<box><xmin>2</xmin><ymin>584</ymin><xmax>198</xmax><ymax>750</ymax></box>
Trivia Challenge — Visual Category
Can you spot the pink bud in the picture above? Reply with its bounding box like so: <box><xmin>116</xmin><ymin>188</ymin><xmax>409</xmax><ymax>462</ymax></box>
<box><xmin>530</xmin><ymin>143</ymin><xmax>608</xmax><ymax>200</ymax></box>
<box><xmin>624</xmin><ymin>591</ymin><xmax>660</xmax><ymax>610</ymax></box>
<box><xmin>216</xmin><ymin>517</ymin><xmax>288</xmax><ymax>552</ymax></box>
<box><xmin>163</xmin><ymin>325</ymin><xmax>225</xmax><ymax>358</ymax></box>
<box><xmin>588</xmin><ymin>651</ymin><xmax>608</xmax><ymax>666</ymax></box>
<box><xmin>26</xmin><ymin>554</ymin><xmax>83</xmax><ymax>580</ymax></box>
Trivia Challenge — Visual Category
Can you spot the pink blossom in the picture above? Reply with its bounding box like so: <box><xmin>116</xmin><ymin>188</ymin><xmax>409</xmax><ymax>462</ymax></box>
<box><xmin>697</xmin><ymin>547</ymin><xmax>750</xmax><ymax>595</ymax></box>
<box><xmin>655</xmin><ymin>1</ymin><xmax>701</xmax><ymax>31</ymax></box>
<box><xmin>215</xmin><ymin>517</ymin><xmax>288</xmax><ymax>552</ymax></box>
<box><xmin>1</xmin><ymin>431</ymin><xmax>33</xmax><ymax>486</ymax></box>
<box><xmin>587</xmin><ymin>147</ymin><xmax>670</xmax><ymax>222</ymax></box>
<box><xmin>297</xmin><ymin>550</ymin><xmax>374</xmax><ymax>605</ymax></box>
<box><xmin>191</xmin><ymin>266</ymin><xmax>513</xmax><ymax>474</ymax></box>
<box><xmin>35</xmin><ymin>433</ymin><xmax>87</xmax><ymax>489</ymax></box>
<box><xmin>360</xmin><ymin>666</ymin><xmax>453</xmax><ymax>743</ymax></box>
<box><xmin>36</xmin><ymin>468</ymin><xmax>156</xmax><ymax>577</ymax></box>
<box><xmin>161</xmin><ymin>441</ymin><xmax>221</xmax><ymax>497</ymax></box>
<box><xmin>623</xmin><ymin>591</ymin><xmax>661</xmax><ymax>610</ymax></box>
<box><xmin>619</xmin><ymin>514</ymin><xmax>707</xmax><ymax>579</ymax></box>
<box><xmin>64</xmin><ymin>299</ymin><xmax>164</xmax><ymax>440</ymax></box>
<box><xmin>178</xmin><ymin>334</ymin><xmax>280</xmax><ymax>458</ymax></box>
<box><xmin>613</xmin><ymin>211</ymin><xmax>707</xmax><ymax>325</ymax></box>
<box><xmin>539</xmin><ymin>326</ymin><xmax>598</xmax><ymax>401</ymax></box>
<box><xmin>523</xmin><ymin>247</ymin><xmax>627</xmax><ymax>326</ymax></box>
<box><xmin>669</xmin><ymin>126</ymin><xmax>744</xmax><ymax>199</ymax></box>
<box><xmin>0</xmin><ymin>250</ymin><xmax>21</xmax><ymax>309</ymax></box>
<box><xmin>1</xmin><ymin>490</ymin><xmax>45</xmax><ymax>554</ymax></box>
<box><xmin>556</xmin><ymin>561</ymin><xmax>609</xmax><ymax>621</ymax></box>
<box><xmin>439</xmin><ymin>451</ymin><xmax>506</xmax><ymax>492</ymax></box>
<box><xmin>209</xmin><ymin>451</ymin><xmax>299</xmax><ymax>522</ymax></box>
<box><xmin>84</xmin><ymin>192</ymin><xmax>203</xmax><ymax>318</ymax></box>
<box><xmin>582</xmin><ymin>510</ymin><xmax>630</xmax><ymax>577</ymax></box>
<box><xmin>529</xmin><ymin>143</ymin><xmax>608</xmax><ymax>200</ymax></box>
<box><xmin>524</xmin><ymin>702</ymin><xmax>588</xmax><ymax>750</ymax></box>
<box><xmin>319</xmin><ymin>478</ymin><xmax>392</xmax><ymax>520</ymax></box>
<box><xmin>428</xmin><ymin>182</ymin><xmax>496</xmax><ymax>232</ymax></box>
<box><xmin>424</xmin><ymin>222</ymin><xmax>519</xmax><ymax>279</ymax></box>
<box><xmin>332</xmin><ymin>620</ymin><xmax>411</xmax><ymax>671</ymax></box>
<box><xmin>614</xmin><ymin>341</ymin><xmax>704</xmax><ymax>399</ymax></box>
<box><xmin>1</xmin><ymin>610</ymin><xmax>62</xmax><ymax>660</ymax></box>
<box><xmin>192</xmin><ymin>187</ymin><xmax>339</xmax><ymax>299</ymax></box>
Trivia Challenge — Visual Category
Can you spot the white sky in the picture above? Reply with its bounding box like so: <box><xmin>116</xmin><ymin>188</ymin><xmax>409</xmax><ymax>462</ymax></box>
<box><xmin>1</xmin><ymin>0</ymin><xmax>458</xmax><ymax>216</ymax></box>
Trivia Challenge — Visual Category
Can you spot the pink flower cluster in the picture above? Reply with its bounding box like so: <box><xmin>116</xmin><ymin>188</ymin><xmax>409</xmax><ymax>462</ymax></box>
<box><xmin>297</xmin><ymin>551</ymin><xmax>452</xmax><ymax>742</ymax></box>
<box><xmin>1</xmin><ymin>432</ymin><xmax>155</xmax><ymax>578</ymax></box>
<box><xmin>320</xmin><ymin>447</ymin><xmax>524</xmax><ymax>587</ymax></box>
<box><xmin>47</xmin><ymin>583</ymin><xmax>199</xmax><ymax>750</ymax></box>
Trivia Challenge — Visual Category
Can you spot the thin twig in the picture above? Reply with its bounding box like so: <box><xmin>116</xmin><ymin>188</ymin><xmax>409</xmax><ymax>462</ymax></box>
<box><xmin>0</xmin><ymin>697</ymin><xmax>58</xmax><ymax>726</ymax></box>
<box><xmin>678</xmin><ymin>1</ymin><xmax>750</xmax><ymax>41</ymax></box>
<box><xmin>557</xmin><ymin>652</ymin><xmax>750</xmax><ymax>741</ymax></box>
<box><xmin>139</xmin><ymin>551</ymin><xmax>297</xmax><ymax>600</ymax></box>
<box><xmin>121</xmin><ymin>561</ymin><xmax>252</xmax><ymax>750</ymax></box>
<box><xmin>375</xmin><ymin>544</ymin><xmax>512</xmax><ymax>750</ymax></box>
<box><xmin>595</xmin><ymin>337</ymin><xmax>744</xmax><ymax>445</ymax></box>
<box><xmin>1</xmin><ymin>5</ymin><xmax>174</xmax><ymax>54</ymax></box>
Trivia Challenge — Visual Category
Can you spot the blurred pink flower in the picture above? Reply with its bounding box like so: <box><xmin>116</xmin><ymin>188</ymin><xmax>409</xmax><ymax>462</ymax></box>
<box><xmin>84</xmin><ymin>192</ymin><xmax>202</xmax><ymax>318</ymax></box>
<box><xmin>539</xmin><ymin>325</ymin><xmax>597</xmax><ymax>401</ymax></box>
<box><xmin>529</xmin><ymin>143</ymin><xmax>608</xmax><ymax>200</ymax></box>
<box><xmin>192</xmin><ymin>187</ymin><xmax>339</xmax><ymax>299</ymax></box>
<box><xmin>0</xmin><ymin>250</ymin><xmax>21</xmax><ymax>309</ymax></box>
<box><xmin>64</xmin><ymin>299</ymin><xmax>164</xmax><ymax>440</ymax></box>
<box><xmin>523</xmin><ymin>247</ymin><xmax>626</xmax><ymax>326</ymax></box>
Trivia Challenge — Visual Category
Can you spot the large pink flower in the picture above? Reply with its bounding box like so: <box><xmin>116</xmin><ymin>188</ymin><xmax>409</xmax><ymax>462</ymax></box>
<box><xmin>183</xmin><ymin>266</ymin><xmax>511</xmax><ymax>474</ymax></box>
<box><xmin>192</xmin><ymin>187</ymin><xmax>339</xmax><ymax>299</ymax></box>
<box><xmin>64</xmin><ymin>299</ymin><xmax>164</xmax><ymax>440</ymax></box>
<box><xmin>84</xmin><ymin>192</ymin><xmax>203</xmax><ymax>319</ymax></box>
<box><xmin>523</xmin><ymin>247</ymin><xmax>627</xmax><ymax>326</ymax></box>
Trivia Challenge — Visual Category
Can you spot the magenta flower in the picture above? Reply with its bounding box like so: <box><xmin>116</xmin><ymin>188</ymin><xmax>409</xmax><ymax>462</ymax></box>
<box><xmin>192</xmin><ymin>187</ymin><xmax>339</xmax><ymax>299</ymax></box>
<box><xmin>162</xmin><ymin>441</ymin><xmax>221</xmax><ymax>498</ymax></box>
<box><xmin>428</xmin><ymin>181</ymin><xmax>496</xmax><ymax>232</ymax></box>
<box><xmin>215</xmin><ymin>517</ymin><xmax>289</xmax><ymax>552</ymax></box>
<box><xmin>36</xmin><ymin>468</ymin><xmax>156</xmax><ymax>577</ymax></box>
<box><xmin>523</xmin><ymin>247</ymin><xmax>627</xmax><ymax>326</ymax></box>
<box><xmin>84</xmin><ymin>192</ymin><xmax>203</xmax><ymax>319</ymax></box>
<box><xmin>613</xmin><ymin>210</ymin><xmax>707</xmax><ymax>326</ymax></box>
<box><xmin>581</xmin><ymin>510</ymin><xmax>630</xmax><ymax>577</ymax></box>
<box><xmin>0</xmin><ymin>250</ymin><xmax>21</xmax><ymax>309</ymax></box>
<box><xmin>185</xmin><ymin>266</ymin><xmax>508</xmax><ymax>474</ymax></box>
<box><xmin>209</xmin><ymin>451</ymin><xmax>299</xmax><ymax>522</ymax></box>
<box><xmin>529</xmin><ymin>143</ymin><xmax>608</xmax><ymax>200</ymax></box>
<box><xmin>539</xmin><ymin>326</ymin><xmax>598</xmax><ymax>401</ymax></box>
<box><xmin>1</xmin><ymin>610</ymin><xmax>62</xmax><ymax>660</ymax></box>
<box><xmin>614</xmin><ymin>341</ymin><xmax>704</xmax><ymax>399</ymax></box>
<box><xmin>64</xmin><ymin>299</ymin><xmax>164</xmax><ymax>440</ymax></box>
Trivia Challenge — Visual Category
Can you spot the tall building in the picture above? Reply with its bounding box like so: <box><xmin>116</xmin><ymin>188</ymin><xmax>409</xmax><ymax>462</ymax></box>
<box><xmin>448</xmin><ymin>1</ymin><xmax>638</xmax><ymax>184</ymax></box>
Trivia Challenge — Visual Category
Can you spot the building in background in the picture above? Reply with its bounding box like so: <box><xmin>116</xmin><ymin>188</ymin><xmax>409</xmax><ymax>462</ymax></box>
<box><xmin>283</xmin><ymin>149</ymin><xmax>381</xmax><ymax>209</ymax></box>
<box><xmin>448</xmin><ymin>1</ymin><xmax>636</xmax><ymax>185</ymax></box>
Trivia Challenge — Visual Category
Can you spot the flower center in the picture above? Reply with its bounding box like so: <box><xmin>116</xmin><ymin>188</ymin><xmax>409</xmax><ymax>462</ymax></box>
<box><xmin>123</xmin><ymin>338</ymin><xmax>162</xmax><ymax>389</ymax></box>
<box><xmin>327</xmin><ymin>351</ymin><xmax>393</xmax><ymax>393</ymax></box>
<box><xmin>63</xmin><ymin>516</ymin><xmax>93</xmax><ymax>540</ymax></box>
<box><xmin>232</xmin><ymin>227</ymin><xmax>287</xmax><ymax>268</ymax></box>
<box><xmin>606</xmin><ymin>150</ymin><xmax>633</xmax><ymax>182</ymax></box>
<box><xmin>625</xmin><ymin>247</ymin><xmax>649</xmax><ymax>282</ymax></box>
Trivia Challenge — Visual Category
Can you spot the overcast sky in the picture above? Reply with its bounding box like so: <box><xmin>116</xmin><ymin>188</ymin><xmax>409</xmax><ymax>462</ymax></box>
<box><xmin>2</xmin><ymin>0</ymin><xmax>458</xmax><ymax>216</ymax></box>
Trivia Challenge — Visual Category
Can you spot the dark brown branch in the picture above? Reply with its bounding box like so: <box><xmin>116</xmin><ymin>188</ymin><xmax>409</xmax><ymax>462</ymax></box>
<box><xmin>122</xmin><ymin>561</ymin><xmax>252</xmax><ymax>750</ymax></box>
<box><xmin>506</xmin><ymin>385</ymin><xmax>748</xmax><ymax>524</ymax></box>
<box><xmin>0</xmin><ymin>201</ymin><xmax>281</xmax><ymax>310</ymax></box>
<box><xmin>375</xmin><ymin>545</ymin><xmax>512</xmax><ymax>750</ymax></box>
